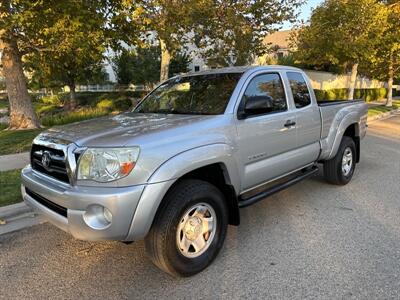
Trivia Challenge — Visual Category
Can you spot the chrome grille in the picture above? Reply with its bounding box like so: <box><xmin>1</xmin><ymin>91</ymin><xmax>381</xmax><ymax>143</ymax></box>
<box><xmin>30</xmin><ymin>144</ymin><xmax>70</xmax><ymax>183</ymax></box>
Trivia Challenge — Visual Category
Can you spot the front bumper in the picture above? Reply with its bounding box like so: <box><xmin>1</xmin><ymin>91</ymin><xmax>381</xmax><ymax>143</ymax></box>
<box><xmin>21</xmin><ymin>166</ymin><xmax>174</xmax><ymax>241</ymax></box>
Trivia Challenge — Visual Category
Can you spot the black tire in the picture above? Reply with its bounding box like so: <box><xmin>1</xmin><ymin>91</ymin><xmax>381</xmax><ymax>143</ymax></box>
<box><xmin>323</xmin><ymin>136</ymin><xmax>356</xmax><ymax>185</ymax></box>
<box><xmin>144</xmin><ymin>179</ymin><xmax>228</xmax><ymax>277</ymax></box>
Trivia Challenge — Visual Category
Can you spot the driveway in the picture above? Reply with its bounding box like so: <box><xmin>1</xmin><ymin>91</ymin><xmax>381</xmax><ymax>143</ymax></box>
<box><xmin>1</xmin><ymin>113</ymin><xmax>400</xmax><ymax>299</ymax></box>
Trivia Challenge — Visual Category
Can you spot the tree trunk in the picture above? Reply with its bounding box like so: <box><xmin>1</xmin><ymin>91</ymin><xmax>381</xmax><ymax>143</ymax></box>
<box><xmin>159</xmin><ymin>39</ymin><xmax>171</xmax><ymax>82</ymax></box>
<box><xmin>0</xmin><ymin>36</ymin><xmax>40</xmax><ymax>129</ymax></box>
<box><xmin>64</xmin><ymin>82</ymin><xmax>77</xmax><ymax>110</ymax></box>
<box><xmin>348</xmin><ymin>63</ymin><xmax>358</xmax><ymax>100</ymax></box>
<box><xmin>386</xmin><ymin>55</ymin><xmax>393</xmax><ymax>107</ymax></box>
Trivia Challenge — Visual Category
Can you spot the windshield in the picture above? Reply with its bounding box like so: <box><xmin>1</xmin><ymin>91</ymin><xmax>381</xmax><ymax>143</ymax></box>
<box><xmin>134</xmin><ymin>73</ymin><xmax>243</xmax><ymax>115</ymax></box>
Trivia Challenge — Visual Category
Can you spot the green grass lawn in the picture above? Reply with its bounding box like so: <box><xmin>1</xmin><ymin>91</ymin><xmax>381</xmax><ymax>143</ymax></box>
<box><xmin>0</xmin><ymin>129</ymin><xmax>42</xmax><ymax>155</ymax></box>
<box><xmin>0</xmin><ymin>108</ymin><xmax>109</xmax><ymax>155</ymax></box>
<box><xmin>368</xmin><ymin>100</ymin><xmax>400</xmax><ymax>118</ymax></box>
<box><xmin>0</xmin><ymin>101</ymin><xmax>8</xmax><ymax>109</ymax></box>
<box><xmin>0</xmin><ymin>169</ymin><xmax>22</xmax><ymax>207</ymax></box>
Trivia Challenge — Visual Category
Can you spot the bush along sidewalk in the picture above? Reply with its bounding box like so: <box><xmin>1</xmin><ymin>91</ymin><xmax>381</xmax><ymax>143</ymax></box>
<box><xmin>314</xmin><ymin>87</ymin><xmax>394</xmax><ymax>102</ymax></box>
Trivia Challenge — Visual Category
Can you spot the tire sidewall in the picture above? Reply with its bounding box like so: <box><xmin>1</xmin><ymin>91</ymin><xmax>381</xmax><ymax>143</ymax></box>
<box><xmin>164</xmin><ymin>182</ymin><xmax>228</xmax><ymax>276</ymax></box>
<box><xmin>337</xmin><ymin>137</ymin><xmax>356</xmax><ymax>184</ymax></box>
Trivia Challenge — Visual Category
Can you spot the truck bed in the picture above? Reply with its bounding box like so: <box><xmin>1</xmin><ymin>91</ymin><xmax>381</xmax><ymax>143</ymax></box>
<box><xmin>319</xmin><ymin>99</ymin><xmax>366</xmax><ymax>137</ymax></box>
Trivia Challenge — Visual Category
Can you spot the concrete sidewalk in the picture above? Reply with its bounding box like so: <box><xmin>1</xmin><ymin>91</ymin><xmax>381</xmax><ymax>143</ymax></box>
<box><xmin>0</xmin><ymin>152</ymin><xmax>29</xmax><ymax>171</ymax></box>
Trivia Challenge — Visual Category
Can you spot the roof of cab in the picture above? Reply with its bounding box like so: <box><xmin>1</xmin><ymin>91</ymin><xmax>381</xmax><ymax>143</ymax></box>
<box><xmin>181</xmin><ymin>65</ymin><xmax>303</xmax><ymax>77</ymax></box>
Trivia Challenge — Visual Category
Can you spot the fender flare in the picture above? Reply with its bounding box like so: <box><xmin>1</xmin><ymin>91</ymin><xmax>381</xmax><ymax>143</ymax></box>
<box><xmin>148</xmin><ymin>143</ymin><xmax>241</xmax><ymax>191</ymax></box>
<box><xmin>327</xmin><ymin>113</ymin><xmax>360</xmax><ymax>160</ymax></box>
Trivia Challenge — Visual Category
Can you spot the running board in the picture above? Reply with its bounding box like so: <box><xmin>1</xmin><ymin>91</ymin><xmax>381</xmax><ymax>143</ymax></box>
<box><xmin>238</xmin><ymin>166</ymin><xmax>319</xmax><ymax>208</ymax></box>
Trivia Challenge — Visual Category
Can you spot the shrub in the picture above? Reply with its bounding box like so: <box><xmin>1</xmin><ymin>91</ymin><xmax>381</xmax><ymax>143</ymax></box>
<box><xmin>96</xmin><ymin>97</ymin><xmax>133</xmax><ymax>111</ymax></box>
<box><xmin>35</xmin><ymin>104</ymin><xmax>60</xmax><ymax>115</ymax></box>
<box><xmin>30</xmin><ymin>93</ymin><xmax>44</xmax><ymax>103</ymax></box>
<box><xmin>96</xmin><ymin>99</ymin><xmax>114</xmax><ymax>110</ymax></box>
<box><xmin>314</xmin><ymin>87</ymin><xmax>388</xmax><ymax>102</ymax></box>
<box><xmin>57</xmin><ymin>91</ymin><xmax>145</xmax><ymax>107</ymax></box>
<box><xmin>0</xmin><ymin>93</ymin><xmax>43</xmax><ymax>103</ymax></box>
<box><xmin>113</xmin><ymin>97</ymin><xmax>133</xmax><ymax>111</ymax></box>
<box><xmin>327</xmin><ymin>88</ymin><xmax>348</xmax><ymax>100</ymax></box>
<box><xmin>40</xmin><ymin>95</ymin><xmax>62</xmax><ymax>105</ymax></box>
<box><xmin>41</xmin><ymin>107</ymin><xmax>109</xmax><ymax>127</ymax></box>
<box><xmin>364</xmin><ymin>88</ymin><xmax>387</xmax><ymax>102</ymax></box>
<box><xmin>313</xmin><ymin>89</ymin><xmax>326</xmax><ymax>101</ymax></box>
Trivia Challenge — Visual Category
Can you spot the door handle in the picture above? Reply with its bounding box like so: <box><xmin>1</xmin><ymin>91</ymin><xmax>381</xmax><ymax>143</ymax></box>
<box><xmin>284</xmin><ymin>120</ymin><xmax>296</xmax><ymax>128</ymax></box>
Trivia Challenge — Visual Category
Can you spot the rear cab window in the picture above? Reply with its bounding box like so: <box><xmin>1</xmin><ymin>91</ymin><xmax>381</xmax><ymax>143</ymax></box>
<box><xmin>287</xmin><ymin>72</ymin><xmax>311</xmax><ymax>108</ymax></box>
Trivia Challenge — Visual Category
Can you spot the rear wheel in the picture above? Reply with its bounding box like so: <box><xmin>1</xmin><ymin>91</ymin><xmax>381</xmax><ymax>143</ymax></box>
<box><xmin>323</xmin><ymin>136</ymin><xmax>356</xmax><ymax>185</ymax></box>
<box><xmin>144</xmin><ymin>179</ymin><xmax>228</xmax><ymax>277</ymax></box>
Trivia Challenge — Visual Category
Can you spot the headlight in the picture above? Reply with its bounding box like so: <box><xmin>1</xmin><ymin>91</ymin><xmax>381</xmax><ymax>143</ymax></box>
<box><xmin>77</xmin><ymin>147</ymin><xmax>140</xmax><ymax>182</ymax></box>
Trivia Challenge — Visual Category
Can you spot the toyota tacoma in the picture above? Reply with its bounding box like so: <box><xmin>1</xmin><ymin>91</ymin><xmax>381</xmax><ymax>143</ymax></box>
<box><xmin>21</xmin><ymin>66</ymin><xmax>368</xmax><ymax>276</ymax></box>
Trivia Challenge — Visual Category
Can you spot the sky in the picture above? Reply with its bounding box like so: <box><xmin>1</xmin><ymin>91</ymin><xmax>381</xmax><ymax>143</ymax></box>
<box><xmin>281</xmin><ymin>0</ymin><xmax>324</xmax><ymax>30</ymax></box>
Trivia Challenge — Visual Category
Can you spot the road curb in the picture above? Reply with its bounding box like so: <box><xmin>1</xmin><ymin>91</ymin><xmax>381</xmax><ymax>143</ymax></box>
<box><xmin>368</xmin><ymin>108</ymin><xmax>400</xmax><ymax>122</ymax></box>
<box><xmin>0</xmin><ymin>202</ymin><xmax>32</xmax><ymax>220</ymax></box>
<box><xmin>0</xmin><ymin>202</ymin><xmax>42</xmax><ymax>236</ymax></box>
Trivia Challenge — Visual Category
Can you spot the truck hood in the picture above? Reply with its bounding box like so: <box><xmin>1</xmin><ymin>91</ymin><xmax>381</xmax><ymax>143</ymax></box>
<box><xmin>37</xmin><ymin>112</ymin><xmax>214</xmax><ymax>147</ymax></box>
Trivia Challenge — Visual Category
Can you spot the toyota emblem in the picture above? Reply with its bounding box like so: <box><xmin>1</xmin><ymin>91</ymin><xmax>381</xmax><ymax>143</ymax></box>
<box><xmin>41</xmin><ymin>151</ymin><xmax>51</xmax><ymax>169</ymax></box>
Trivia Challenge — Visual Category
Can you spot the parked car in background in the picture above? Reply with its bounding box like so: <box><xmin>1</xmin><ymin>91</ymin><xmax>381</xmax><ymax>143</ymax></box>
<box><xmin>21</xmin><ymin>66</ymin><xmax>368</xmax><ymax>276</ymax></box>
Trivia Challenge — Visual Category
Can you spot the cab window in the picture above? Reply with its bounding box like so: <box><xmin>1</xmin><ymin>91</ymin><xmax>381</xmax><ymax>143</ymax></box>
<box><xmin>287</xmin><ymin>72</ymin><xmax>311</xmax><ymax>108</ymax></box>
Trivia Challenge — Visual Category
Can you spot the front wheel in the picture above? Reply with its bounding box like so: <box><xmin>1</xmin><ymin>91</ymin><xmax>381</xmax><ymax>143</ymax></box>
<box><xmin>323</xmin><ymin>136</ymin><xmax>356</xmax><ymax>185</ymax></box>
<box><xmin>144</xmin><ymin>179</ymin><xmax>228</xmax><ymax>277</ymax></box>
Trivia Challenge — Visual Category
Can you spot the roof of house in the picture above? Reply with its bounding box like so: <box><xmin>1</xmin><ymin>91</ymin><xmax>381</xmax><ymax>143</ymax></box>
<box><xmin>263</xmin><ymin>30</ymin><xmax>293</xmax><ymax>49</ymax></box>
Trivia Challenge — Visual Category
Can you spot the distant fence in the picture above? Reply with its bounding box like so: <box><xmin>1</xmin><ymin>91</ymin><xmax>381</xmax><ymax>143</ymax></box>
<box><xmin>74</xmin><ymin>84</ymin><xmax>148</xmax><ymax>93</ymax></box>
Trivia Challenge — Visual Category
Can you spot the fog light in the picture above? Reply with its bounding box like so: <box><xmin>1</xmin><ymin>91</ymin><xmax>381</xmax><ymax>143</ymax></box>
<box><xmin>103</xmin><ymin>207</ymin><xmax>113</xmax><ymax>223</ymax></box>
<box><xmin>83</xmin><ymin>205</ymin><xmax>113</xmax><ymax>230</ymax></box>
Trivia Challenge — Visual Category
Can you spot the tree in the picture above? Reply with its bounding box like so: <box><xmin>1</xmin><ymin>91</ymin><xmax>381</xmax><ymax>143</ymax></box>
<box><xmin>293</xmin><ymin>0</ymin><xmax>386</xmax><ymax>99</ymax></box>
<box><xmin>24</xmin><ymin>4</ymin><xmax>107</xmax><ymax>109</ymax></box>
<box><xmin>137</xmin><ymin>1</ymin><xmax>199</xmax><ymax>82</ymax></box>
<box><xmin>0</xmin><ymin>0</ymin><xmax>140</xmax><ymax>127</ymax></box>
<box><xmin>23</xmin><ymin>1</ymin><xmax>140</xmax><ymax>109</ymax></box>
<box><xmin>28</xmin><ymin>57</ymin><xmax>109</xmax><ymax>96</ymax></box>
<box><xmin>363</xmin><ymin>2</ymin><xmax>400</xmax><ymax>106</ymax></box>
<box><xmin>112</xmin><ymin>50</ymin><xmax>137</xmax><ymax>85</ymax></box>
<box><xmin>192</xmin><ymin>0</ymin><xmax>303</xmax><ymax>67</ymax></box>
<box><xmin>112</xmin><ymin>45</ymin><xmax>191</xmax><ymax>88</ymax></box>
<box><xmin>168</xmin><ymin>51</ymin><xmax>192</xmax><ymax>77</ymax></box>
<box><xmin>0</xmin><ymin>0</ymin><xmax>40</xmax><ymax>129</ymax></box>
<box><xmin>113</xmin><ymin>46</ymin><xmax>161</xmax><ymax>88</ymax></box>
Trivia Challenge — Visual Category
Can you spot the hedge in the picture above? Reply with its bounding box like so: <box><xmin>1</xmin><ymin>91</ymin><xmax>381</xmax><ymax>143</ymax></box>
<box><xmin>37</xmin><ymin>91</ymin><xmax>146</xmax><ymax>111</ymax></box>
<box><xmin>314</xmin><ymin>88</ymin><xmax>388</xmax><ymax>102</ymax></box>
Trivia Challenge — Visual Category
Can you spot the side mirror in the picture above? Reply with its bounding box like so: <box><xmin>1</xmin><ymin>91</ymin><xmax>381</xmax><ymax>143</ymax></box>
<box><xmin>238</xmin><ymin>95</ymin><xmax>273</xmax><ymax>119</ymax></box>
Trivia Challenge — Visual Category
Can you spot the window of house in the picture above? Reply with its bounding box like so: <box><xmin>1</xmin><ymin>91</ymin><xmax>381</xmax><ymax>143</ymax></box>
<box><xmin>287</xmin><ymin>72</ymin><xmax>311</xmax><ymax>108</ymax></box>
<box><xmin>194</xmin><ymin>66</ymin><xmax>200</xmax><ymax>72</ymax></box>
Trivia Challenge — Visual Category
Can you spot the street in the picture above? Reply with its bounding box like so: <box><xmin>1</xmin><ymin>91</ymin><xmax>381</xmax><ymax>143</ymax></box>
<box><xmin>1</xmin><ymin>113</ymin><xmax>399</xmax><ymax>300</ymax></box>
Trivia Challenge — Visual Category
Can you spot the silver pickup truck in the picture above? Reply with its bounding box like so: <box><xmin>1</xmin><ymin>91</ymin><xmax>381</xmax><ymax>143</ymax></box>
<box><xmin>21</xmin><ymin>66</ymin><xmax>367</xmax><ymax>276</ymax></box>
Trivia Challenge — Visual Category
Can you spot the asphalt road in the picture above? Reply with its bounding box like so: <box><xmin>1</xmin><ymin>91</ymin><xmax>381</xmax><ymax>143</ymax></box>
<box><xmin>1</xmin><ymin>113</ymin><xmax>400</xmax><ymax>300</ymax></box>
